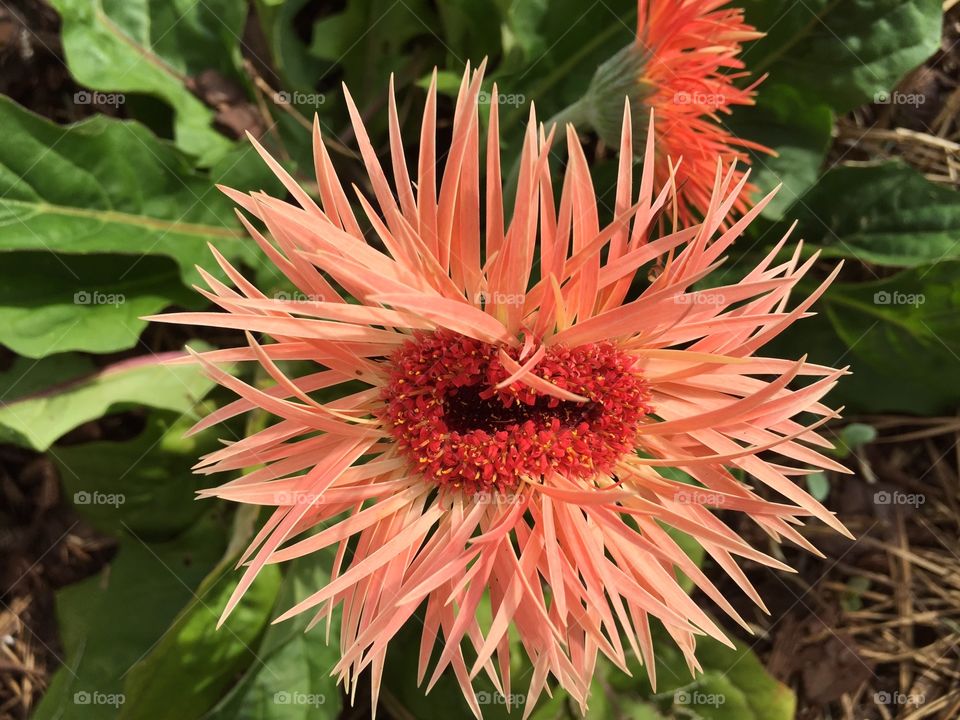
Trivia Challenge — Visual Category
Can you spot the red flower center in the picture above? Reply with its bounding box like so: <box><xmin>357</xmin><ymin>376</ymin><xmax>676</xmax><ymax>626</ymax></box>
<box><xmin>381</xmin><ymin>330</ymin><xmax>653</xmax><ymax>493</ymax></box>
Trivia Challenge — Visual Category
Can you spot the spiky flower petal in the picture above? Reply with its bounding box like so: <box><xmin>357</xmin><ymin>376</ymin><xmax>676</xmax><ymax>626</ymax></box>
<box><xmin>572</xmin><ymin>0</ymin><xmax>769</xmax><ymax>224</ymax></box>
<box><xmin>154</xmin><ymin>63</ymin><xmax>847</xmax><ymax>718</ymax></box>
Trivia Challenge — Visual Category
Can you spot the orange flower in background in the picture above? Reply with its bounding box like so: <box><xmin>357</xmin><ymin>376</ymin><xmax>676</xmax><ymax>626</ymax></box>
<box><xmin>638</xmin><ymin>0</ymin><xmax>769</xmax><ymax>222</ymax></box>
<box><xmin>153</xmin><ymin>64</ymin><xmax>848</xmax><ymax>717</ymax></box>
<box><xmin>570</xmin><ymin>0</ymin><xmax>770</xmax><ymax>225</ymax></box>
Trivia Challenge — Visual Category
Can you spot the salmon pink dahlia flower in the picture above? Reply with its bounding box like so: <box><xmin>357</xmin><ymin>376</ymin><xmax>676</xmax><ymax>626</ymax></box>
<box><xmin>567</xmin><ymin>0</ymin><xmax>769</xmax><ymax>225</ymax></box>
<box><xmin>153</xmin><ymin>64</ymin><xmax>849</xmax><ymax>717</ymax></box>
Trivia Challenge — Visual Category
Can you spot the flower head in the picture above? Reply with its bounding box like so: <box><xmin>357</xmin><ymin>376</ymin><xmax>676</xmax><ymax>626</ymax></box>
<box><xmin>154</xmin><ymin>63</ymin><xmax>848</xmax><ymax>718</ymax></box>
<box><xmin>573</xmin><ymin>0</ymin><xmax>769</xmax><ymax>224</ymax></box>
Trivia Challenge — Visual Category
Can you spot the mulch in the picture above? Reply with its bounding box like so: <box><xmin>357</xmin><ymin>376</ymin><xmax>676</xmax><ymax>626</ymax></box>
<box><xmin>704</xmin><ymin>417</ymin><xmax>960</xmax><ymax>720</ymax></box>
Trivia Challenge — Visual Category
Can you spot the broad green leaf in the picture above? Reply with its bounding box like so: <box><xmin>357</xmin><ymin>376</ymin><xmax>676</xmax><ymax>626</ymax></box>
<box><xmin>0</xmin><ymin>97</ymin><xmax>263</xmax><ymax>286</ymax></box>
<box><xmin>308</xmin><ymin>0</ymin><xmax>442</xmax><ymax>132</ymax></box>
<box><xmin>54</xmin><ymin>411</ymin><xmax>220</xmax><ymax>538</ymax></box>
<box><xmin>49</xmin><ymin>0</ymin><xmax>247</xmax><ymax>163</ymax></box>
<box><xmin>780</xmin><ymin>162</ymin><xmax>960</xmax><ymax>267</ymax></box>
<box><xmin>742</xmin><ymin>0</ymin><xmax>941</xmax><ymax>113</ymax></box>
<box><xmin>383</xmin><ymin>609</ymin><xmax>565</xmax><ymax>720</ymax></box>
<box><xmin>689</xmin><ymin>634</ymin><xmax>795</xmax><ymax>720</ymax></box>
<box><xmin>253</xmin><ymin>0</ymin><xmax>326</xmax><ymax>93</ymax></box>
<box><xmin>120</xmin><ymin>550</ymin><xmax>282</xmax><ymax>719</ymax></box>
<box><xmin>32</xmin><ymin>516</ymin><xmax>228</xmax><ymax>720</ymax></box>
<box><xmin>494</xmin><ymin>0</ymin><xmax>635</xmax><ymax>137</ymax></box>
<box><xmin>769</xmin><ymin>261</ymin><xmax>960</xmax><ymax>414</ymax></box>
<box><xmin>604</xmin><ymin>700</ymin><xmax>667</xmax><ymax>719</ymax></box>
<box><xmin>0</xmin><ymin>352</ymin><xmax>93</xmax><ymax>399</ymax></box>
<box><xmin>612</xmin><ymin>623</ymin><xmax>795</xmax><ymax>720</ymax></box>
<box><xmin>0</xmin><ymin>252</ymin><xmax>192</xmax><ymax>358</ymax></box>
<box><xmin>500</xmin><ymin>0</ymin><xmax>549</xmax><ymax>64</ymax></box>
<box><xmin>0</xmin><ymin>348</ymin><xmax>216</xmax><ymax>450</ymax></box>
<box><xmin>434</xmin><ymin>0</ymin><xmax>505</xmax><ymax>68</ymax></box>
<box><xmin>203</xmin><ymin>553</ymin><xmax>343</xmax><ymax>720</ymax></box>
<box><xmin>726</xmin><ymin>83</ymin><xmax>833</xmax><ymax>220</ymax></box>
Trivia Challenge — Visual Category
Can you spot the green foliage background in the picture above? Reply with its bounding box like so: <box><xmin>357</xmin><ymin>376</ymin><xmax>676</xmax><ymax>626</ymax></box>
<box><xmin>0</xmin><ymin>1</ymin><xmax>955</xmax><ymax>718</ymax></box>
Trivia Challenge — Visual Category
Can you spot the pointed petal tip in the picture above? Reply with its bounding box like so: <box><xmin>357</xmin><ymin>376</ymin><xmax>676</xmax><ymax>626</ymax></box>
<box><xmin>834</xmin><ymin>517</ymin><xmax>856</xmax><ymax>540</ymax></box>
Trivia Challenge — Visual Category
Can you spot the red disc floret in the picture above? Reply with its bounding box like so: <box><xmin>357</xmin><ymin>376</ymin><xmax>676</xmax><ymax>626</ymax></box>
<box><xmin>380</xmin><ymin>330</ymin><xmax>653</xmax><ymax>493</ymax></box>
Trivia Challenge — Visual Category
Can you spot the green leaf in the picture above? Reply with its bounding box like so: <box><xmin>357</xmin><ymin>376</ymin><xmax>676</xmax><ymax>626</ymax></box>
<box><xmin>434</xmin><ymin>0</ymin><xmax>505</xmax><ymax>68</ymax></box>
<box><xmin>120</xmin><ymin>551</ymin><xmax>282</xmax><ymax>720</ymax></box>
<box><xmin>614</xmin><ymin>623</ymin><xmax>795</xmax><ymax>720</ymax></box>
<box><xmin>0</xmin><ymin>349</ymin><xmax>217</xmax><ymax>451</ymax></box>
<box><xmin>0</xmin><ymin>98</ymin><xmax>261</xmax><ymax>286</ymax></box>
<box><xmin>496</xmin><ymin>0</ymin><xmax>635</xmax><ymax>127</ymax></box>
<box><xmin>841</xmin><ymin>576</ymin><xmax>872</xmax><ymax>612</ymax></box>
<box><xmin>49</xmin><ymin>0</ymin><xmax>247</xmax><ymax>163</ymax></box>
<box><xmin>742</xmin><ymin>0</ymin><xmax>941</xmax><ymax>113</ymax></box>
<box><xmin>0</xmin><ymin>252</ymin><xmax>192</xmax><ymax>358</ymax></box>
<box><xmin>500</xmin><ymin>0</ymin><xmax>549</xmax><ymax>63</ymax></box>
<box><xmin>769</xmin><ymin>261</ymin><xmax>960</xmax><ymax>414</ymax></box>
<box><xmin>726</xmin><ymin>83</ymin><xmax>833</xmax><ymax>220</ymax></box>
<box><xmin>690</xmin><ymin>635</ymin><xmax>795</xmax><ymax>720</ymax></box>
<box><xmin>839</xmin><ymin>423</ymin><xmax>878</xmax><ymax>450</ymax></box>
<box><xmin>252</xmin><ymin>0</ymin><xmax>326</xmax><ymax>93</ymax></box>
<box><xmin>0</xmin><ymin>351</ymin><xmax>94</xmax><ymax>399</ymax></box>
<box><xmin>382</xmin><ymin>604</ymin><xmax>566</xmax><ymax>720</ymax></box>
<box><xmin>604</xmin><ymin>700</ymin><xmax>667</xmax><ymax>719</ymax></box>
<box><xmin>32</xmin><ymin>516</ymin><xmax>228</xmax><ymax>720</ymax></box>
<box><xmin>779</xmin><ymin>162</ymin><xmax>960</xmax><ymax>268</ymax></box>
<box><xmin>526</xmin><ymin>692</ymin><xmax>572</xmax><ymax>720</ymax></box>
<box><xmin>203</xmin><ymin>553</ymin><xmax>344</xmax><ymax>720</ymax></box>
<box><xmin>308</xmin><ymin>0</ymin><xmax>442</xmax><ymax>114</ymax></box>
<box><xmin>805</xmin><ymin>472</ymin><xmax>831</xmax><ymax>502</ymax></box>
<box><xmin>666</xmin><ymin>525</ymin><xmax>706</xmax><ymax>594</ymax></box>
<box><xmin>54</xmin><ymin>411</ymin><xmax>220</xmax><ymax>538</ymax></box>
